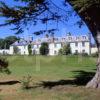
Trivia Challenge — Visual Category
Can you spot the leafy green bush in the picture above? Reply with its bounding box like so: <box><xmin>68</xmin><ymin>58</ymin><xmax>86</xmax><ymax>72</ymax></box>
<box><xmin>40</xmin><ymin>42</ymin><xmax>49</xmax><ymax>55</ymax></box>
<box><xmin>58</xmin><ymin>44</ymin><xmax>71</xmax><ymax>55</ymax></box>
<box><xmin>73</xmin><ymin>53</ymin><xmax>89</xmax><ymax>56</ymax></box>
<box><xmin>81</xmin><ymin>53</ymin><xmax>89</xmax><ymax>56</ymax></box>
<box><xmin>28</xmin><ymin>44</ymin><xmax>32</xmax><ymax>55</ymax></box>
<box><xmin>58</xmin><ymin>48</ymin><xmax>63</xmax><ymax>55</ymax></box>
<box><xmin>91</xmin><ymin>52</ymin><xmax>98</xmax><ymax>57</ymax></box>
<box><xmin>20</xmin><ymin>75</ymin><xmax>33</xmax><ymax>89</ymax></box>
<box><xmin>0</xmin><ymin>57</ymin><xmax>10</xmax><ymax>74</ymax></box>
<box><xmin>13</xmin><ymin>46</ymin><xmax>19</xmax><ymax>54</ymax></box>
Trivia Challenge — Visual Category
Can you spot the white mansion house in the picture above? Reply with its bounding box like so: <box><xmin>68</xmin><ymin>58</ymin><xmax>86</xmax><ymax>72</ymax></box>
<box><xmin>9</xmin><ymin>35</ymin><xmax>92</xmax><ymax>55</ymax></box>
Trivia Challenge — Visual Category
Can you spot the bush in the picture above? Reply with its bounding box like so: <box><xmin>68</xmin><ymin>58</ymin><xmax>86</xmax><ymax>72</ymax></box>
<box><xmin>0</xmin><ymin>57</ymin><xmax>10</xmax><ymax>74</ymax></box>
<box><xmin>40</xmin><ymin>42</ymin><xmax>49</xmax><ymax>55</ymax></box>
<box><xmin>58</xmin><ymin>44</ymin><xmax>71</xmax><ymax>55</ymax></box>
<box><xmin>13</xmin><ymin>46</ymin><xmax>19</xmax><ymax>54</ymax></box>
<box><xmin>91</xmin><ymin>52</ymin><xmax>98</xmax><ymax>57</ymax></box>
<box><xmin>81</xmin><ymin>53</ymin><xmax>89</xmax><ymax>56</ymax></box>
<box><xmin>20</xmin><ymin>75</ymin><xmax>33</xmax><ymax>89</ymax></box>
<box><xmin>28</xmin><ymin>44</ymin><xmax>32</xmax><ymax>55</ymax></box>
<box><xmin>73</xmin><ymin>53</ymin><xmax>89</xmax><ymax>56</ymax></box>
<box><xmin>58</xmin><ymin>48</ymin><xmax>63</xmax><ymax>55</ymax></box>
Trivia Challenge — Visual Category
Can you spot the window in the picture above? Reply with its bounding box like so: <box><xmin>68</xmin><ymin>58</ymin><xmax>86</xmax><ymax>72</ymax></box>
<box><xmin>82</xmin><ymin>36</ymin><xmax>86</xmax><ymax>39</ymax></box>
<box><xmin>24</xmin><ymin>46</ymin><xmax>26</xmax><ymax>49</ymax></box>
<box><xmin>37</xmin><ymin>45</ymin><xmax>39</xmax><ymax>48</ymax></box>
<box><xmin>76</xmin><ymin>37</ymin><xmax>80</xmax><ymax>40</ymax></box>
<box><xmin>82</xmin><ymin>50</ymin><xmax>85</xmax><ymax>53</ymax></box>
<box><xmin>54</xmin><ymin>44</ymin><xmax>57</xmax><ymax>48</ymax></box>
<box><xmin>68</xmin><ymin>37</ymin><xmax>72</xmax><ymax>40</ymax></box>
<box><xmin>61</xmin><ymin>43</ymin><xmax>63</xmax><ymax>47</ymax></box>
<box><xmin>54</xmin><ymin>50</ymin><xmax>57</xmax><ymax>55</ymax></box>
<box><xmin>75</xmin><ymin>50</ymin><xmax>78</xmax><ymax>54</ymax></box>
<box><xmin>75</xmin><ymin>42</ymin><xmax>78</xmax><ymax>47</ymax></box>
<box><xmin>33</xmin><ymin>50</ymin><xmax>36</xmax><ymax>55</ymax></box>
<box><xmin>82</xmin><ymin>42</ymin><xmax>85</xmax><ymax>47</ymax></box>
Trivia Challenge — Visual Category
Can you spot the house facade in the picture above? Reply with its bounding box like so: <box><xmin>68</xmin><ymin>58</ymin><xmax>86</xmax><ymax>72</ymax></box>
<box><xmin>10</xmin><ymin>39</ymin><xmax>29</xmax><ymax>55</ymax></box>
<box><xmin>9</xmin><ymin>35</ymin><xmax>91</xmax><ymax>55</ymax></box>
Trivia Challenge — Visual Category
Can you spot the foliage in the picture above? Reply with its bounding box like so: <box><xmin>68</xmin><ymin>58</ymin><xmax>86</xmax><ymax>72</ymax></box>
<box><xmin>13</xmin><ymin>46</ymin><xmax>19</xmax><ymax>54</ymax></box>
<box><xmin>58</xmin><ymin>48</ymin><xmax>63</xmax><ymax>55</ymax></box>
<box><xmin>0</xmin><ymin>56</ymin><xmax>10</xmax><ymax>74</ymax></box>
<box><xmin>81</xmin><ymin>53</ymin><xmax>89</xmax><ymax>56</ymax></box>
<box><xmin>28</xmin><ymin>44</ymin><xmax>32</xmax><ymax>55</ymax></box>
<box><xmin>40</xmin><ymin>42</ymin><xmax>49</xmax><ymax>55</ymax></box>
<box><xmin>67</xmin><ymin>0</ymin><xmax>100</xmax><ymax>13</ymax></box>
<box><xmin>0</xmin><ymin>36</ymin><xmax>18</xmax><ymax>49</ymax></box>
<box><xmin>91</xmin><ymin>52</ymin><xmax>98</xmax><ymax>57</ymax></box>
<box><xmin>20</xmin><ymin>75</ymin><xmax>33</xmax><ymax>89</ymax></box>
<box><xmin>0</xmin><ymin>0</ymin><xmax>65</xmax><ymax>34</ymax></box>
<box><xmin>59</xmin><ymin>44</ymin><xmax>71</xmax><ymax>55</ymax></box>
<box><xmin>73</xmin><ymin>53</ymin><xmax>89</xmax><ymax>57</ymax></box>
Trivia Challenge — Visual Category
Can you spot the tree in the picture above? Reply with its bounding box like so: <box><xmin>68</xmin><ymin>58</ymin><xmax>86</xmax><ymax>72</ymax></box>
<box><xmin>66</xmin><ymin>0</ymin><xmax>100</xmax><ymax>88</ymax></box>
<box><xmin>0</xmin><ymin>38</ymin><xmax>4</xmax><ymax>49</ymax></box>
<box><xmin>40</xmin><ymin>42</ymin><xmax>49</xmax><ymax>55</ymax></box>
<box><xmin>0</xmin><ymin>56</ymin><xmax>10</xmax><ymax>74</ymax></box>
<box><xmin>4</xmin><ymin>36</ymin><xmax>19</xmax><ymax>49</ymax></box>
<box><xmin>28</xmin><ymin>44</ymin><xmax>32</xmax><ymax>55</ymax></box>
<box><xmin>0</xmin><ymin>0</ymin><xmax>100</xmax><ymax>88</ymax></box>
<box><xmin>13</xmin><ymin>46</ymin><xmax>19</xmax><ymax>54</ymax></box>
<box><xmin>59</xmin><ymin>44</ymin><xmax>71</xmax><ymax>55</ymax></box>
<box><xmin>0</xmin><ymin>36</ymin><xmax>18</xmax><ymax>49</ymax></box>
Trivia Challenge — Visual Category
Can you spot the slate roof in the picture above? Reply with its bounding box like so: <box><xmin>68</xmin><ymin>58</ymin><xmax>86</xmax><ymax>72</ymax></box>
<box><xmin>11</xmin><ymin>40</ymin><xmax>29</xmax><ymax>46</ymax></box>
<box><xmin>11</xmin><ymin>35</ymin><xmax>90</xmax><ymax>46</ymax></box>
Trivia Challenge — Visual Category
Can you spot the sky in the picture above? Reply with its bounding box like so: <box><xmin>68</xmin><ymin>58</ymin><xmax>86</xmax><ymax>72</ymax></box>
<box><xmin>0</xmin><ymin>0</ymin><xmax>94</xmax><ymax>42</ymax></box>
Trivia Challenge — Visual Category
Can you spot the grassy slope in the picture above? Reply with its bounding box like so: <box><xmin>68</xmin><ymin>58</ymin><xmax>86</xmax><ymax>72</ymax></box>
<box><xmin>8</xmin><ymin>55</ymin><xmax>96</xmax><ymax>78</ymax></box>
<box><xmin>0</xmin><ymin>55</ymin><xmax>99</xmax><ymax>100</ymax></box>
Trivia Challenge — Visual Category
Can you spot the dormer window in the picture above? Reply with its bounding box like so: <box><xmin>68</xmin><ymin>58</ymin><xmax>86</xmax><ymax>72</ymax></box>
<box><xmin>82</xmin><ymin>36</ymin><xmax>86</xmax><ymax>40</ymax></box>
<box><xmin>76</xmin><ymin>37</ymin><xmax>80</xmax><ymax>40</ymax></box>
<box><xmin>68</xmin><ymin>37</ymin><xmax>72</xmax><ymax>40</ymax></box>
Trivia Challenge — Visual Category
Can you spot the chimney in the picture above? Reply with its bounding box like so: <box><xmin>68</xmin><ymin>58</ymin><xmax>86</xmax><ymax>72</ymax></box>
<box><xmin>45</xmin><ymin>34</ymin><xmax>49</xmax><ymax>38</ymax></box>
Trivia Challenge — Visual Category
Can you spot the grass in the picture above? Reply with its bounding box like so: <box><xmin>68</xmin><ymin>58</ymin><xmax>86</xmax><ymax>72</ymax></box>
<box><xmin>0</xmin><ymin>55</ymin><xmax>99</xmax><ymax>100</ymax></box>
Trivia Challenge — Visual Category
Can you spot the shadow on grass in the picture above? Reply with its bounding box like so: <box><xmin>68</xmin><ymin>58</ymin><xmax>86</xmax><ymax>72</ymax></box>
<box><xmin>35</xmin><ymin>70</ymin><xmax>95</xmax><ymax>89</ymax></box>
<box><xmin>0</xmin><ymin>80</ymin><xmax>20</xmax><ymax>85</ymax></box>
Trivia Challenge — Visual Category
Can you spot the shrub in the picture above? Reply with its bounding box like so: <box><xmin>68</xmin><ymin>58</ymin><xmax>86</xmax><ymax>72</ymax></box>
<box><xmin>59</xmin><ymin>44</ymin><xmax>71</xmax><ymax>55</ymax></box>
<box><xmin>20</xmin><ymin>75</ymin><xmax>33</xmax><ymax>89</ymax></box>
<box><xmin>40</xmin><ymin>42</ymin><xmax>49</xmax><ymax>55</ymax></box>
<box><xmin>13</xmin><ymin>46</ymin><xmax>19</xmax><ymax>54</ymax></box>
<box><xmin>58</xmin><ymin>48</ymin><xmax>63</xmax><ymax>55</ymax></box>
<box><xmin>28</xmin><ymin>44</ymin><xmax>32</xmax><ymax>55</ymax></box>
<box><xmin>91</xmin><ymin>52</ymin><xmax>98</xmax><ymax>57</ymax></box>
<box><xmin>82</xmin><ymin>53</ymin><xmax>89</xmax><ymax>56</ymax></box>
<box><xmin>0</xmin><ymin>57</ymin><xmax>10</xmax><ymax>74</ymax></box>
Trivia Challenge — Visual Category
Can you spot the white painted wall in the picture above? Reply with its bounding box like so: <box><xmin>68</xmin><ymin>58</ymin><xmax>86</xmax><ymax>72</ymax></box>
<box><xmin>0</xmin><ymin>49</ymin><xmax>10</xmax><ymax>55</ymax></box>
<box><xmin>31</xmin><ymin>42</ymin><xmax>90</xmax><ymax>56</ymax></box>
<box><xmin>91</xmin><ymin>47</ymin><xmax>98</xmax><ymax>54</ymax></box>
<box><xmin>49</xmin><ymin>43</ymin><xmax>61</xmax><ymax>55</ymax></box>
<box><xmin>70</xmin><ymin>42</ymin><xmax>90</xmax><ymax>55</ymax></box>
<box><xmin>9</xmin><ymin>46</ymin><xmax>14</xmax><ymax>54</ymax></box>
<box><xmin>10</xmin><ymin>45</ymin><xmax>29</xmax><ymax>55</ymax></box>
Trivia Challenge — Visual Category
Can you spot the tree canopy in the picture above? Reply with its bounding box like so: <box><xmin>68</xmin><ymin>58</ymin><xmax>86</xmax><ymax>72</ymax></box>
<box><xmin>0</xmin><ymin>36</ymin><xmax>18</xmax><ymax>49</ymax></box>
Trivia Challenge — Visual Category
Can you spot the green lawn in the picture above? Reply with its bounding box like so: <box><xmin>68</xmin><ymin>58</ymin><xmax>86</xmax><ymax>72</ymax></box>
<box><xmin>8</xmin><ymin>55</ymin><xmax>96</xmax><ymax>78</ymax></box>
<box><xmin>0</xmin><ymin>55</ymin><xmax>99</xmax><ymax>100</ymax></box>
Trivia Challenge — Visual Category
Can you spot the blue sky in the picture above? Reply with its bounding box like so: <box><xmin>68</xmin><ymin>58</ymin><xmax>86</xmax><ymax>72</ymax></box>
<box><xmin>0</xmin><ymin>0</ymin><xmax>94</xmax><ymax>42</ymax></box>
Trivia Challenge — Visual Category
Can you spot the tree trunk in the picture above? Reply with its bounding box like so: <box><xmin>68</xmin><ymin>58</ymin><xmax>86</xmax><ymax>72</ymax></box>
<box><xmin>86</xmin><ymin>31</ymin><xmax>100</xmax><ymax>88</ymax></box>
<box><xmin>67</xmin><ymin>1</ymin><xmax>100</xmax><ymax>88</ymax></box>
